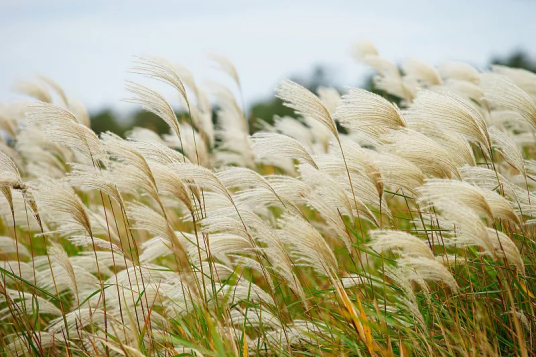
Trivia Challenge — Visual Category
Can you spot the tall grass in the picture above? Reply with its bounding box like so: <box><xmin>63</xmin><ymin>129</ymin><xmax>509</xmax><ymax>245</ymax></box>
<box><xmin>0</xmin><ymin>41</ymin><xmax>536</xmax><ymax>356</ymax></box>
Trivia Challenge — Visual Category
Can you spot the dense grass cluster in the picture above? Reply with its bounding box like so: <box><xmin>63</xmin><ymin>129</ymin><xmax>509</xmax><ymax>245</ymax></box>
<box><xmin>1</xmin><ymin>41</ymin><xmax>536</xmax><ymax>356</ymax></box>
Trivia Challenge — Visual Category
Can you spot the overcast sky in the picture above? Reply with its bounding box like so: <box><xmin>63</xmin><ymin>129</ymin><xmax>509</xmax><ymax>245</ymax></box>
<box><xmin>1</xmin><ymin>0</ymin><xmax>535</xmax><ymax>113</ymax></box>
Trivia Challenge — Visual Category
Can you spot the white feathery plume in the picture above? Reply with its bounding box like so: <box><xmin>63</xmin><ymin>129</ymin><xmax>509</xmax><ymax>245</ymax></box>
<box><xmin>189</xmin><ymin>105</ymin><xmax>215</xmax><ymax>148</ymax></box>
<box><xmin>313</xmin><ymin>154</ymin><xmax>387</xmax><ymax>214</ymax></box>
<box><xmin>341</xmin><ymin>274</ymin><xmax>375</xmax><ymax>289</ymax></box>
<box><xmin>402</xmin><ymin>57</ymin><xmax>442</xmax><ymax>85</ymax></box>
<box><xmin>0</xmin><ymin>102</ymin><xmax>23</xmax><ymax>138</ymax></box>
<box><xmin>404</xmin><ymin>115</ymin><xmax>477</xmax><ymax>169</ymax></box>
<box><xmin>404</xmin><ymin>90</ymin><xmax>491</xmax><ymax>151</ymax></box>
<box><xmin>481</xmin><ymin>189</ymin><xmax>520</xmax><ymax>226</ymax></box>
<box><xmin>68</xmin><ymin>98</ymin><xmax>91</xmax><ymax>127</ymax></box>
<box><xmin>264</xmin><ymin>320</ymin><xmax>329</xmax><ymax>348</ymax></box>
<box><xmin>0</xmin><ymin>150</ymin><xmax>23</xmax><ymax>210</ymax></box>
<box><xmin>169</xmin><ymin>163</ymin><xmax>230</xmax><ymax>198</ymax></box>
<box><xmin>84</xmin><ymin>206</ymin><xmax>121</xmax><ymax>242</ymax></box>
<box><xmin>32</xmin><ymin>177</ymin><xmax>92</xmax><ymax>236</ymax></box>
<box><xmin>215</xmin><ymin>281</ymin><xmax>274</xmax><ymax>306</ymax></box>
<box><xmin>302</xmin><ymin>195</ymin><xmax>353</xmax><ymax>250</ymax></box>
<box><xmin>139</xmin><ymin>236</ymin><xmax>178</xmax><ymax>263</ymax></box>
<box><xmin>491</xmin><ymin>65</ymin><xmax>536</xmax><ymax>100</ymax></box>
<box><xmin>209</xmin><ymin>81</ymin><xmax>243</xmax><ymax>121</ymax></box>
<box><xmin>130</xmin><ymin>138</ymin><xmax>188</xmax><ymax>165</ymax></box>
<box><xmin>173</xmin><ymin>65</ymin><xmax>214</xmax><ymax>141</ymax></box>
<box><xmin>200</xmin><ymin>209</ymin><xmax>305</xmax><ymax>301</ymax></box>
<box><xmin>125</xmin><ymin>81</ymin><xmax>182</xmax><ymax>140</ymax></box>
<box><xmin>209</xmin><ymin>53</ymin><xmax>241</xmax><ymax>87</ymax></box>
<box><xmin>273</xmin><ymin>116</ymin><xmax>314</xmax><ymax>149</ymax></box>
<box><xmin>1</xmin><ymin>261</ymin><xmax>35</xmax><ymax>282</ymax></box>
<box><xmin>8</xmin><ymin>332</ymin><xmax>63</xmax><ymax>356</ymax></box>
<box><xmin>229</xmin><ymin>256</ymin><xmax>272</xmax><ymax>288</ymax></box>
<box><xmin>299</xmin><ymin>164</ymin><xmax>378</xmax><ymax>226</ymax></box>
<box><xmin>276</xmin><ymin>79</ymin><xmax>338</xmax><ymax>138</ymax></box>
<box><xmin>150</xmin><ymin>162</ymin><xmax>194</xmax><ymax>212</ymax></box>
<box><xmin>417</xmin><ymin>179</ymin><xmax>494</xmax><ymax>221</ymax></box>
<box><xmin>234</xmin><ymin>187</ymin><xmax>302</xmax><ymax>218</ymax></box>
<box><xmin>512</xmin><ymin>132</ymin><xmax>536</xmax><ymax>148</ymax></box>
<box><xmin>67</xmin><ymin>162</ymin><xmax>123</xmax><ymax>205</ymax></box>
<box><xmin>481</xmin><ymin>73</ymin><xmax>536</xmax><ymax>130</ymax></box>
<box><xmin>374</xmin><ymin>75</ymin><xmax>417</xmax><ymax>102</ymax></box>
<box><xmin>12</xmin><ymin>80</ymin><xmax>52</xmax><ymax>103</ymax></box>
<box><xmin>251</xmin><ymin>132</ymin><xmax>317</xmax><ymax>168</ymax></box>
<box><xmin>278</xmin><ymin>214</ymin><xmax>337</xmax><ymax>277</ymax></box>
<box><xmin>101</xmin><ymin>132</ymin><xmax>162</xmax><ymax>204</ymax></box>
<box><xmin>230</xmin><ymin>174</ymin><xmax>308</xmax><ymax>215</ymax></box>
<box><xmin>488</xmin><ymin>110</ymin><xmax>529</xmax><ymax>132</ymax></box>
<box><xmin>369</xmin><ymin>230</ymin><xmax>434</xmax><ymax>260</ymax></box>
<box><xmin>397</xmin><ymin>257</ymin><xmax>458</xmax><ymax>292</ymax></box>
<box><xmin>0</xmin><ymin>140</ymin><xmax>22</xmax><ymax>169</ymax></box>
<box><xmin>190</xmin><ymin>233</ymin><xmax>253</xmax><ymax>264</ymax></box>
<box><xmin>458</xmin><ymin>165</ymin><xmax>516</xmax><ymax>199</ymax></box>
<box><xmin>419</xmin><ymin>179</ymin><xmax>519</xmax><ymax>226</ymax></box>
<box><xmin>16</xmin><ymin>123</ymin><xmax>74</xmax><ymax>162</ymax></box>
<box><xmin>0</xmin><ymin>236</ymin><xmax>30</xmax><ymax>258</ymax></box>
<box><xmin>237</xmin><ymin>211</ymin><xmax>305</xmax><ymax>301</ymax></box>
<box><xmin>489</xmin><ymin>126</ymin><xmax>526</xmax><ymax>175</ymax></box>
<box><xmin>303</xmin><ymin>116</ymin><xmax>333</xmax><ymax>153</ymax></box>
<box><xmin>47</xmin><ymin>308</ymin><xmax>106</xmax><ymax>334</ymax></box>
<box><xmin>266</xmin><ymin>174</ymin><xmax>312</xmax><ymax>203</ymax></box>
<box><xmin>433</xmin><ymin>79</ymin><xmax>483</xmax><ymax>104</ymax></box>
<box><xmin>387</xmin><ymin>260</ymin><xmax>438</xmax><ymax>300</ymax></box>
<box><xmin>0</xmin><ymin>289</ymin><xmax>62</xmax><ymax>318</ymax></box>
<box><xmin>438</xmin><ymin>62</ymin><xmax>479</xmax><ymax>83</ymax></box>
<box><xmin>340</xmin><ymin>139</ymin><xmax>383</xmax><ymax>194</ymax></box>
<box><xmin>230</xmin><ymin>307</ymin><xmax>282</xmax><ymax>329</ymax></box>
<box><xmin>368</xmin><ymin>150</ymin><xmax>425</xmax><ymax>196</ymax></box>
<box><xmin>128</xmin><ymin>126</ymin><xmax>167</xmax><ymax>143</ymax></box>
<box><xmin>0</xmin><ymin>186</ymin><xmax>13</xmax><ymax>214</ymax></box>
<box><xmin>0</xmin><ymin>191</ymin><xmax>43</xmax><ymax>232</ymax></box>
<box><xmin>164</xmin><ymin>122</ymin><xmax>210</xmax><ymax>166</ymax></box>
<box><xmin>127</xmin><ymin>202</ymin><xmax>190</xmax><ymax>270</ymax></box>
<box><xmin>351</xmin><ymin>41</ymin><xmax>400</xmax><ymax>78</ymax></box>
<box><xmin>68</xmin><ymin>235</ymin><xmax>123</xmax><ymax>255</ymax></box>
<box><xmin>26</xmin><ymin>103</ymin><xmax>106</xmax><ymax>162</ymax></box>
<box><xmin>131</xmin><ymin>56</ymin><xmax>188</xmax><ymax>106</ymax></box>
<box><xmin>183</xmin><ymin>191</ymin><xmax>233</xmax><ymax>221</ymax></box>
<box><xmin>38</xmin><ymin>74</ymin><xmax>68</xmax><ymax>105</ymax></box>
<box><xmin>485</xmin><ymin>228</ymin><xmax>525</xmax><ymax>274</ymax></box>
<box><xmin>351</xmin><ymin>41</ymin><xmax>417</xmax><ymax>102</ymax></box>
<box><xmin>335</xmin><ymin>87</ymin><xmax>406</xmax><ymax>138</ymax></box>
<box><xmin>15</xmin><ymin>125</ymin><xmax>72</xmax><ymax>177</ymax></box>
<box><xmin>211</xmin><ymin>84</ymin><xmax>254</xmax><ymax>167</ymax></box>
<box><xmin>216</xmin><ymin>166</ymin><xmax>274</xmax><ymax>191</ymax></box>
<box><xmin>31</xmin><ymin>257</ymin><xmax>98</xmax><ymax>295</ymax></box>
<box><xmin>48</xmin><ymin>242</ymin><xmax>78</xmax><ymax>297</ymax></box>
<box><xmin>431</xmin><ymin>131</ymin><xmax>477</xmax><ymax>168</ymax></box>
<box><xmin>317</xmin><ymin>86</ymin><xmax>341</xmax><ymax>115</ymax></box>
<box><xmin>383</xmin><ymin>129</ymin><xmax>460</xmax><ymax>179</ymax></box>
<box><xmin>127</xmin><ymin>202</ymin><xmax>176</xmax><ymax>245</ymax></box>
<box><xmin>432</xmin><ymin>200</ymin><xmax>495</xmax><ymax>254</ymax></box>
<box><xmin>351</xmin><ymin>40</ymin><xmax>379</xmax><ymax>58</ymax></box>
<box><xmin>199</xmin><ymin>213</ymin><xmax>246</xmax><ymax>238</ymax></box>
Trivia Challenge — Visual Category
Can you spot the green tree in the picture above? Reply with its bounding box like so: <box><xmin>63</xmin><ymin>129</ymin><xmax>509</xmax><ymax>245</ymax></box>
<box><xmin>90</xmin><ymin>109</ymin><xmax>125</xmax><ymax>136</ymax></box>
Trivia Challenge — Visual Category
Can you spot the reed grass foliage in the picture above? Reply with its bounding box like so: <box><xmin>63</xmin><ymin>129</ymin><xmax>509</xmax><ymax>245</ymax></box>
<box><xmin>0</xmin><ymin>41</ymin><xmax>536</xmax><ymax>356</ymax></box>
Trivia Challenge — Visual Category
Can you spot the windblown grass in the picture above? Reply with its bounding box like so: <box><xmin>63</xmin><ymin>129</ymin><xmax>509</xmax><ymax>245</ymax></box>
<box><xmin>0</xmin><ymin>41</ymin><xmax>535</xmax><ymax>356</ymax></box>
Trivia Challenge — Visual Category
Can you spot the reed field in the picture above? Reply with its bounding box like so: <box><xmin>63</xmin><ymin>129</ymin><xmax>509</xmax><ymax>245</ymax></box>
<box><xmin>1</xmin><ymin>41</ymin><xmax>536</xmax><ymax>356</ymax></box>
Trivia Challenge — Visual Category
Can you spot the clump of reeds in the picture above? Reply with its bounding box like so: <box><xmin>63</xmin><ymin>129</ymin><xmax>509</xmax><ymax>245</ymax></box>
<box><xmin>0</xmin><ymin>41</ymin><xmax>535</xmax><ymax>356</ymax></box>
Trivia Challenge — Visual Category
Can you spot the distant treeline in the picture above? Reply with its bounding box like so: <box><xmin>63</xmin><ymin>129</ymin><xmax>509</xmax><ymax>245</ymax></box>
<box><xmin>89</xmin><ymin>50</ymin><xmax>536</xmax><ymax>137</ymax></box>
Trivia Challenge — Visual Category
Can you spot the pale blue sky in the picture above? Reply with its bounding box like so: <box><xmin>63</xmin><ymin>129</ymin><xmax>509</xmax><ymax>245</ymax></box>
<box><xmin>1</xmin><ymin>0</ymin><xmax>535</xmax><ymax>112</ymax></box>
